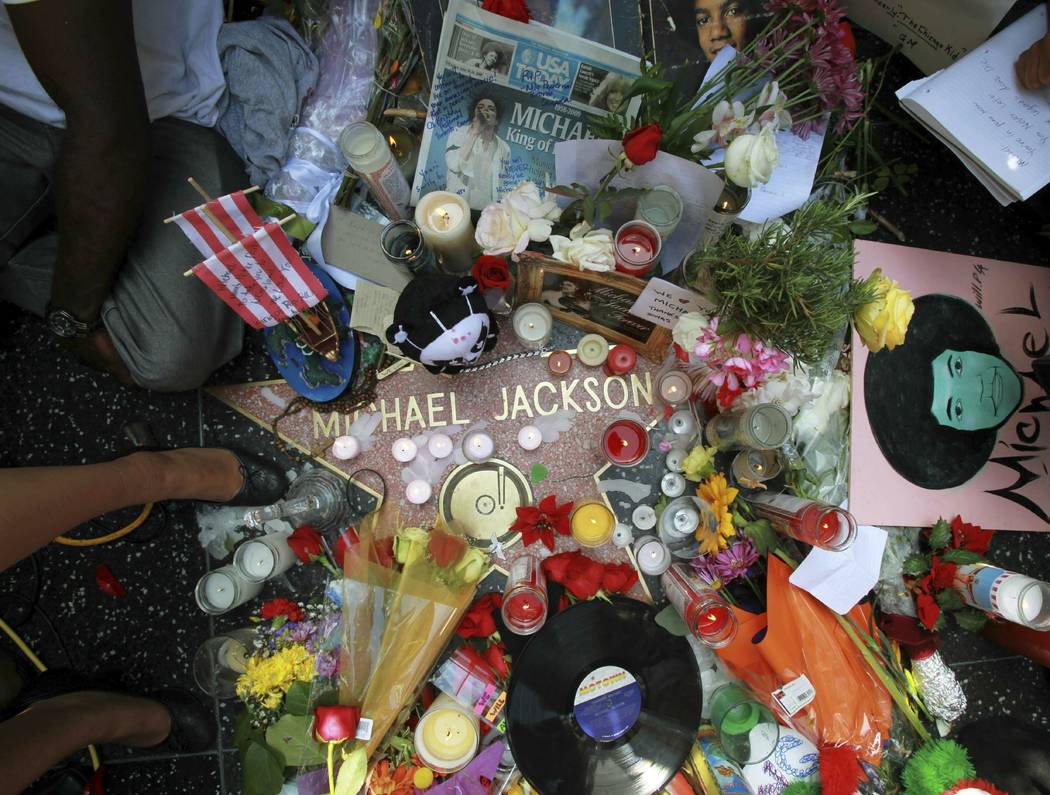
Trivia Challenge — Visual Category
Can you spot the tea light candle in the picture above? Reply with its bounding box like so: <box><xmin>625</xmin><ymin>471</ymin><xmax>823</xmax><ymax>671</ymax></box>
<box><xmin>635</xmin><ymin>185</ymin><xmax>683</xmax><ymax>240</ymax></box>
<box><xmin>602</xmin><ymin>419</ymin><xmax>650</xmax><ymax>467</ymax></box>
<box><xmin>570</xmin><ymin>501</ymin><xmax>616</xmax><ymax>547</ymax></box>
<box><xmin>603</xmin><ymin>344</ymin><xmax>637</xmax><ymax>376</ymax></box>
<box><xmin>406</xmin><ymin>479</ymin><xmax>432</xmax><ymax>505</ymax></box>
<box><xmin>233</xmin><ymin>532</ymin><xmax>298</xmax><ymax>582</ymax></box>
<box><xmin>731</xmin><ymin>449</ymin><xmax>782</xmax><ymax>485</ymax></box>
<box><xmin>517</xmin><ymin>425</ymin><xmax>542</xmax><ymax>451</ymax></box>
<box><xmin>633</xmin><ymin>535</ymin><xmax>671</xmax><ymax>576</ymax></box>
<box><xmin>414</xmin><ymin>694</ymin><xmax>481</xmax><ymax>774</ymax></box>
<box><xmin>576</xmin><ymin>334</ymin><xmax>609</xmax><ymax>367</ymax></box>
<box><xmin>463</xmin><ymin>431</ymin><xmax>495</xmax><ymax>463</ymax></box>
<box><xmin>658</xmin><ymin>371</ymin><xmax>692</xmax><ymax>405</ymax></box>
<box><xmin>668</xmin><ymin>409</ymin><xmax>697</xmax><ymax>438</ymax></box>
<box><xmin>217</xmin><ymin>637</ymin><xmax>250</xmax><ymax>674</ymax></box>
<box><xmin>665</xmin><ymin>448</ymin><xmax>687</xmax><ymax>473</ymax></box>
<box><xmin>614</xmin><ymin>220</ymin><xmax>662</xmax><ymax>278</ymax></box>
<box><xmin>612</xmin><ymin>523</ymin><xmax>633</xmax><ymax>547</ymax></box>
<box><xmin>661</xmin><ymin>472</ymin><xmax>687</xmax><ymax>498</ymax></box>
<box><xmin>427</xmin><ymin>433</ymin><xmax>454</xmax><ymax>460</ymax></box>
<box><xmin>392</xmin><ymin>437</ymin><xmax>418</xmax><ymax>463</ymax></box>
<box><xmin>512</xmin><ymin>303</ymin><xmax>553</xmax><ymax>350</ymax></box>
<box><xmin>332</xmin><ymin>435</ymin><xmax>361</xmax><ymax>461</ymax></box>
<box><xmin>547</xmin><ymin>350</ymin><xmax>573</xmax><ymax>376</ymax></box>
<box><xmin>195</xmin><ymin>566</ymin><xmax>263</xmax><ymax>616</ymax></box>
<box><xmin>632</xmin><ymin>505</ymin><xmax>657</xmax><ymax>531</ymax></box>
<box><xmin>415</xmin><ymin>191</ymin><xmax>474</xmax><ymax>273</ymax></box>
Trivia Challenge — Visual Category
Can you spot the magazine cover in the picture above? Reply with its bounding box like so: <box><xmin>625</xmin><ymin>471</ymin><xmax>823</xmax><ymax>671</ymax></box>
<box><xmin>412</xmin><ymin>0</ymin><xmax>642</xmax><ymax>210</ymax></box>
<box><xmin>849</xmin><ymin>240</ymin><xmax>1050</xmax><ymax>532</ymax></box>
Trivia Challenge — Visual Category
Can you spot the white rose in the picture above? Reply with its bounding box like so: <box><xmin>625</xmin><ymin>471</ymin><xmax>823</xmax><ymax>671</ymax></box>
<box><xmin>551</xmin><ymin>225</ymin><xmax>615</xmax><ymax>272</ymax></box>
<box><xmin>480</xmin><ymin>180</ymin><xmax>561</xmax><ymax>258</ymax></box>
<box><xmin>724</xmin><ymin>126</ymin><xmax>780</xmax><ymax>188</ymax></box>
<box><xmin>671</xmin><ymin>312</ymin><xmax>710</xmax><ymax>350</ymax></box>
<box><xmin>475</xmin><ymin>204</ymin><xmax>521</xmax><ymax>255</ymax></box>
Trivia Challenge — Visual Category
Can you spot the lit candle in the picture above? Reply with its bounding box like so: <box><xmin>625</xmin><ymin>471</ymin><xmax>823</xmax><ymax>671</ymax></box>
<box><xmin>233</xmin><ymin>532</ymin><xmax>298</xmax><ymax>582</ymax></box>
<box><xmin>576</xmin><ymin>334</ymin><xmax>610</xmax><ymax>367</ymax></box>
<box><xmin>392</xmin><ymin>437</ymin><xmax>418</xmax><ymax>463</ymax></box>
<box><xmin>602</xmin><ymin>418</ymin><xmax>650</xmax><ymax>467</ymax></box>
<box><xmin>632</xmin><ymin>505</ymin><xmax>657</xmax><ymax>531</ymax></box>
<box><xmin>427</xmin><ymin>433</ymin><xmax>454</xmax><ymax>460</ymax></box>
<box><xmin>338</xmin><ymin>121</ymin><xmax>411</xmax><ymax>220</ymax></box>
<box><xmin>380</xmin><ymin>220</ymin><xmax>436</xmax><ymax>275</ymax></box>
<box><xmin>635</xmin><ymin>184</ymin><xmax>684</xmax><ymax>239</ymax></box>
<box><xmin>414</xmin><ymin>694</ymin><xmax>481</xmax><ymax>774</ymax></box>
<box><xmin>517</xmin><ymin>425</ymin><xmax>542</xmax><ymax>451</ymax></box>
<box><xmin>731</xmin><ymin>449</ymin><xmax>782</xmax><ymax>486</ymax></box>
<box><xmin>511</xmin><ymin>303</ymin><xmax>553</xmax><ymax>350</ymax></box>
<box><xmin>952</xmin><ymin>564</ymin><xmax>1050</xmax><ymax>629</ymax></box>
<box><xmin>570</xmin><ymin>501</ymin><xmax>616</xmax><ymax>547</ymax></box>
<box><xmin>195</xmin><ymin>566</ymin><xmax>263</xmax><ymax>616</ymax></box>
<box><xmin>612</xmin><ymin>523</ymin><xmax>634</xmax><ymax>547</ymax></box>
<box><xmin>462</xmin><ymin>431</ymin><xmax>495</xmax><ymax>463</ymax></box>
<box><xmin>661</xmin><ymin>472</ymin><xmax>687</xmax><ymax>498</ymax></box>
<box><xmin>603</xmin><ymin>344</ymin><xmax>637</xmax><ymax>376</ymax></box>
<box><xmin>657</xmin><ymin>371</ymin><xmax>692</xmax><ymax>405</ymax></box>
<box><xmin>547</xmin><ymin>350</ymin><xmax>573</xmax><ymax>377</ymax></box>
<box><xmin>665</xmin><ymin>448</ymin><xmax>687</xmax><ymax>473</ymax></box>
<box><xmin>633</xmin><ymin>535</ymin><xmax>671</xmax><ymax>576</ymax></box>
<box><xmin>406</xmin><ymin>479</ymin><xmax>432</xmax><ymax>505</ymax></box>
<box><xmin>614</xmin><ymin>220</ymin><xmax>662</xmax><ymax>278</ymax></box>
<box><xmin>501</xmin><ymin>555</ymin><xmax>548</xmax><ymax>635</ymax></box>
<box><xmin>699</xmin><ymin>182</ymin><xmax>750</xmax><ymax>245</ymax></box>
<box><xmin>744</xmin><ymin>493</ymin><xmax>857</xmax><ymax>551</ymax></box>
<box><xmin>705</xmin><ymin>404</ymin><xmax>791</xmax><ymax>451</ymax></box>
<box><xmin>332</xmin><ymin>435</ymin><xmax>361</xmax><ymax>461</ymax></box>
<box><xmin>668</xmin><ymin>409</ymin><xmax>697</xmax><ymax>438</ymax></box>
<box><xmin>661</xmin><ymin>563</ymin><xmax>738</xmax><ymax>647</ymax></box>
<box><xmin>217</xmin><ymin>637</ymin><xmax>250</xmax><ymax>674</ymax></box>
<box><xmin>414</xmin><ymin>191</ymin><xmax>474</xmax><ymax>273</ymax></box>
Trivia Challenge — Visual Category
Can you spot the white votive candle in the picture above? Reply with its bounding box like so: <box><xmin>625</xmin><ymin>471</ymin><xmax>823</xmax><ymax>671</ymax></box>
<box><xmin>392</xmin><ymin>437</ymin><xmax>418</xmax><ymax>463</ymax></box>
<box><xmin>612</xmin><ymin>523</ymin><xmax>634</xmax><ymax>548</ymax></box>
<box><xmin>661</xmin><ymin>472</ymin><xmax>687</xmax><ymax>498</ymax></box>
<box><xmin>406</xmin><ymin>479</ymin><xmax>432</xmax><ymax>504</ymax></box>
<box><xmin>415</xmin><ymin>191</ymin><xmax>474</xmax><ymax>273</ymax></box>
<box><xmin>632</xmin><ymin>505</ymin><xmax>657</xmax><ymax>531</ymax></box>
<box><xmin>633</xmin><ymin>535</ymin><xmax>672</xmax><ymax>576</ymax></box>
<box><xmin>511</xmin><ymin>303</ymin><xmax>553</xmax><ymax>350</ymax></box>
<box><xmin>665</xmin><ymin>448</ymin><xmax>687</xmax><ymax>473</ymax></box>
<box><xmin>428</xmin><ymin>433</ymin><xmax>454</xmax><ymax>460</ymax></box>
<box><xmin>517</xmin><ymin>425</ymin><xmax>543</xmax><ymax>451</ymax></box>
<box><xmin>233</xmin><ymin>532</ymin><xmax>298</xmax><ymax>582</ymax></box>
<box><xmin>332</xmin><ymin>435</ymin><xmax>361</xmax><ymax>461</ymax></box>
<box><xmin>195</xmin><ymin>566</ymin><xmax>263</xmax><ymax>616</ymax></box>
<box><xmin>463</xmin><ymin>431</ymin><xmax>495</xmax><ymax>463</ymax></box>
<box><xmin>669</xmin><ymin>410</ymin><xmax>698</xmax><ymax>437</ymax></box>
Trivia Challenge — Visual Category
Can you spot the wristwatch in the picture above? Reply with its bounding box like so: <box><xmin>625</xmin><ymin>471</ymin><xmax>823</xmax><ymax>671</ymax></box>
<box><xmin>45</xmin><ymin>303</ymin><xmax>103</xmax><ymax>339</ymax></box>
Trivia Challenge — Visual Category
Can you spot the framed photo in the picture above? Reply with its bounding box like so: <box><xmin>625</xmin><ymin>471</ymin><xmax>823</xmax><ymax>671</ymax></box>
<box><xmin>515</xmin><ymin>253</ymin><xmax>671</xmax><ymax>362</ymax></box>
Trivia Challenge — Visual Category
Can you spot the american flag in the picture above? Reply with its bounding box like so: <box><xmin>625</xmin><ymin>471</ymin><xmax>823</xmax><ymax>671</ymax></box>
<box><xmin>173</xmin><ymin>190</ymin><xmax>263</xmax><ymax>257</ymax></box>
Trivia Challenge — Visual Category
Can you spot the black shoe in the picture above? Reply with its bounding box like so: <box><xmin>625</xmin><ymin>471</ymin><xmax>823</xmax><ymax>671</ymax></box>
<box><xmin>223</xmin><ymin>447</ymin><xmax>287</xmax><ymax>506</ymax></box>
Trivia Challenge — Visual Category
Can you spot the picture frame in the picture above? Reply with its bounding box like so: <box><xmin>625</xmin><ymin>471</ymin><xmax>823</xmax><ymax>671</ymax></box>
<box><xmin>515</xmin><ymin>253</ymin><xmax>672</xmax><ymax>362</ymax></box>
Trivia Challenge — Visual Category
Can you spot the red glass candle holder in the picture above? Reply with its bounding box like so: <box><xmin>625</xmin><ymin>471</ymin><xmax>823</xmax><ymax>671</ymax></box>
<box><xmin>614</xmin><ymin>220</ymin><xmax>661</xmax><ymax>278</ymax></box>
<box><xmin>602</xmin><ymin>418</ymin><xmax>650</xmax><ymax>467</ymax></box>
<box><xmin>661</xmin><ymin>563</ymin><xmax>738</xmax><ymax>648</ymax></box>
<box><xmin>547</xmin><ymin>350</ymin><xmax>573</xmax><ymax>377</ymax></box>
<box><xmin>602</xmin><ymin>344</ymin><xmax>637</xmax><ymax>376</ymax></box>
<box><xmin>501</xmin><ymin>555</ymin><xmax>548</xmax><ymax>635</ymax></box>
<box><xmin>746</xmin><ymin>493</ymin><xmax>857</xmax><ymax>551</ymax></box>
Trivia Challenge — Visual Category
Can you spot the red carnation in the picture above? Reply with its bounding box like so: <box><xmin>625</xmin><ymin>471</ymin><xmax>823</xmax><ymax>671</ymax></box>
<box><xmin>288</xmin><ymin>525</ymin><xmax>323</xmax><ymax>563</ymax></box>
<box><xmin>481</xmin><ymin>0</ymin><xmax>530</xmax><ymax>23</ymax></box>
<box><xmin>510</xmin><ymin>495</ymin><xmax>574</xmax><ymax>552</ymax></box>
<box><xmin>542</xmin><ymin>550</ymin><xmax>605</xmax><ymax>600</ymax></box>
<box><xmin>622</xmin><ymin>124</ymin><xmax>662</xmax><ymax>166</ymax></box>
<box><xmin>457</xmin><ymin>592</ymin><xmax>504</xmax><ymax>638</ymax></box>
<box><xmin>601</xmin><ymin>563</ymin><xmax>638</xmax><ymax>595</ymax></box>
<box><xmin>471</xmin><ymin>256</ymin><xmax>512</xmax><ymax>292</ymax></box>
<box><xmin>950</xmin><ymin>515</ymin><xmax>994</xmax><ymax>556</ymax></box>
<box><xmin>260</xmin><ymin>597</ymin><xmax>304</xmax><ymax>622</ymax></box>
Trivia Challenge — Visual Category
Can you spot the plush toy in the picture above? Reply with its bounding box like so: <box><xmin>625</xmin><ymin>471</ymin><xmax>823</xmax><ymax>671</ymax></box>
<box><xmin>385</xmin><ymin>273</ymin><xmax>498</xmax><ymax>374</ymax></box>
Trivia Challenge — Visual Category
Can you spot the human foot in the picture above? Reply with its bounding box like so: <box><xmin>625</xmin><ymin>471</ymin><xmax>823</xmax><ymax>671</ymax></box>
<box><xmin>126</xmin><ymin>448</ymin><xmax>244</xmax><ymax>503</ymax></box>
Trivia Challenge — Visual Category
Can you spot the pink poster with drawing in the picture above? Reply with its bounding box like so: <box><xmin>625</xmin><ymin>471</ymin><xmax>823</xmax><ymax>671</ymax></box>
<box><xmin>849</xmin><ymin>240</ymin><xmax>1049</xmax><ymax>531</ymax></box>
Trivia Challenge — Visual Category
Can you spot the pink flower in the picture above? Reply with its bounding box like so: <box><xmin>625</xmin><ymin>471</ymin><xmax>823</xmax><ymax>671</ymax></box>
<box><xmin>711</xmin><ymin>539</ymin><xmax>759</xmax><ymax>584</ymax></box>
<box><xmin>690</xmin><ymin>557</ymin><xmax>723</xmax><ymax>589</ymax></box>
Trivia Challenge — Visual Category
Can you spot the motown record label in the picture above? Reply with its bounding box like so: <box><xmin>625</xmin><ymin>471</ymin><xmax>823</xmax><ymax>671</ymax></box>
<box><xmin>573</xmin><ymin>666</ymin><xmax>643</xmax><ymax>742</ymax></box>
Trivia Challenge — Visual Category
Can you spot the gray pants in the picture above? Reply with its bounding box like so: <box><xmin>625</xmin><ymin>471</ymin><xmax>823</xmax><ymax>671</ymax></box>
<box><xmin>0</xmin><ymin>103</ymin><xmax>246</xmax><ymax>391</ymax></box>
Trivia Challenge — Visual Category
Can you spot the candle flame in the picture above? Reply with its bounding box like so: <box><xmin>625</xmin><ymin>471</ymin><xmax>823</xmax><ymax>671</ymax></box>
<box><xmin>388</xmin><ymin>134</ymin><xmax>397</xmax><ymax>147</ymax></box>
<box><xmin>405</xmin><ymin>247</ymin><xmax>414</xmax><ymax>256</ymax></box>
<box><xmin>436</xmin><ymin>209</ymin><xmax>450</xmax><ymax>230</ymax></box>
<box><xmin>631</xmin><ymin>245</ymin><xmax>641</xmax><ymax>254</ymax></box>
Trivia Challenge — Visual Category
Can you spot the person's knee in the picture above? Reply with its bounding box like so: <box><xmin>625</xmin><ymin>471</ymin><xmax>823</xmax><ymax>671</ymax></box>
<box><xmin>124</xmin><ymin>325</ymin><xmax>243</xmax><ymax>392</ymax></box>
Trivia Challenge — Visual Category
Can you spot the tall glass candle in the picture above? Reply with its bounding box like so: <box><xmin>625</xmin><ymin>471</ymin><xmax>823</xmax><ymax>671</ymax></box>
<box><xmin>381</xmin><ymin>220</ymin><xmax>436</xmax><ymax>275</ymax></box>
<box><xmin>570</xmin><ymin>500</ymin><xmax>616</xmax><ymax>547</ymax></box>
<box><xmin>602</xmin><ymin>419</ymin><xmax>650</xmax><ymax>467</ymax></box>
<box><xmin>953</xmin><ymin>564</ymin><xmax>1050</xmax><ymax>629</ymax></box>
<box><xmin>413</xmin><ymin>693</ymin><xmax>481</xmax><ymax>774</ymax></box>
<box><xmin>709</xmin><ymin>683</ymin><xmax>779</xmax><ymax>765</ymax></box>
<box><xmin>746</xmin><ymin>492</ymin><xmax>857</xmax><ymax>551</ymax></box>
<box><xmin>614</xmin><ymin>220</ymin><xmax>661</xmax><ymax>278</ymax></box>
<box><xmin>603</xmin><ymin>344</ymin><xmax>637</xmax><ymax>376</ymax></box>
<box><xmin>378</xmin><ymin>123</ymin><xmax>419</xmax><ymax>180</ymax></box>
<box><xmin>705</xmin><ymin>404</ymin><xmax>791</xmax><ymax>450</ymax></box>
<box><xmin>576</xmin><ymin>334</ymin><xmax>609</xmax><ymax>367</ymax></box>
<box><xmin>658</xmin><ymin>370</ymin><xmax>692</xmax><ymax>406</ymax></box>
<box><xmin>233</xmin><ymin>532</ymin><xmax>298</xmax><ymax>582</ymax></box>
<box><xmin>338</xmin><ymin>121</ymin><xmax>410</xmax><ymax>220</ymax></box>
<box><xmin>414</xmin><ymin>191</ymin><xmax>475</xmax><ymax>273</ymax></box>
<box><xmin>501</xmin><ymin>554</ymin><xmax>548</xmax><ymax>635</ymax></box>
<box><xmin>633</xmin><ymin>535</ymin><xmax>671</xmax><ymax>576</ymax></box>
<box><xmin>511</xmin><ymin>303</ymin><xmax>553</xmax><ymax>349</ymax></box>
<box><xmin>731</xmin><ymin>449</ymin><xmax>782</xmax><ymax>485</ymax></box>
<box><xmin>195</xmin><ymin>565</ymin><xmax>264</xmax><ymax>615</ymax></box>
<box><xmin>661</xmin><ymin>563</ymin><xmax>738</xmax><ymax>647</ymax></box>
<box><xmin>698</xmin><ymin>182</ymin><xmax>749</xmax><ymax>245</ymax></box>
<box><xmin>635</xmin><ymin>184</ymin><xmax>683</xmax><ymax>239</ymax></box>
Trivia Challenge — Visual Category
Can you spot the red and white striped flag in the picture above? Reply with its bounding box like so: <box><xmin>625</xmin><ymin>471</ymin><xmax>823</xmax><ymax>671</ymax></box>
<box><xmin>173</xmin><ymin>190</ymin><xmax>263</xmax><ymax>257</ymax></box>
<box><xmin>190</xmin><ymin>223</ymin><xmax>328</xmax><ymax>329</ymax></box>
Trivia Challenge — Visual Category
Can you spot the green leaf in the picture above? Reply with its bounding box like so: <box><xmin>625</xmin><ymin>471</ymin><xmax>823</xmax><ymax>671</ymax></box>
<box><xmin>233</xmin><ymin>710</ymin><xmax>264</xmax><ymax>756</ymax></box>
<box><xmin>943</xmin><ymin>548</ymin><xmax>982</xmax><ymax>565</ymax></box>
<box><xmin>284</xmin><ymin>680</ymin><xmax>312</xmax><ymax>716</ymax></box>
<box><xmin>265</xmin><ymin>714</ymin><xmax>327</xmax><ymax>766</ymax></box>
<box><xmin>935</xmin><ymin>589</ymin><xmax>964</xmax><ymax>610</ymax></box>
<box><xmin>872</xmin><ymin>176</ymin><xmax>890</xmax><ymax>192</ymax></box>
<box><xmin>271</xmin><ymin>615</ymin><xmax>288</xmax><ymax>631</ymax></box>
<box><xmin>335</xmin><ymin>747</ymin><xmax>369</xmax><ymax>795</ymax></box>
<box><xmin>743</xmin><ymin>518</ymin><xmax>780</xmax><ymax>556</ymax></box>
<box><xmin>928</xmin><ymin>518</ymin><xmax>951</xmax><ymax>551</ymax></box>
<box><xmin>654</xmin><ymin>604</ymin><xmax>689</xmax><ymax>636</ymax></box>
<box><xmin>848</xmin><ymin>220</ymin><xmax>878</xmax><ymax>236</ymax></box>
<box><xmin>242</xmin><ymin>742</ymin><xmax>285</xmax><ymax>795</ymax></box>
<box><xmin>530</xmin><ymin>463</ymin><xmax>548</xmax><ymax>484</ymax></box>
<box><xmin>902</xmin><ymin>553</ymin><xmax>931</xmax><ymax>577</ymax></box>
<box><xmin>954</xmin><ymin>607</ymin><xmax>988</xmax><ymax>633</ymax></box>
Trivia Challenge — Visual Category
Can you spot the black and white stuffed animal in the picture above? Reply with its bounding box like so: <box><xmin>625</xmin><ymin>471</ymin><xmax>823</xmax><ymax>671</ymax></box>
<box><xmin>384</xmin><ymin>273</ymin><xmax>498</xmax><ymax>374</ymax></box>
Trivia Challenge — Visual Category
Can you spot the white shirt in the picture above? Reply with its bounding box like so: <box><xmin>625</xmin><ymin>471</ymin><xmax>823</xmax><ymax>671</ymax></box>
<box><xmin>0</xmin><ymin>0</ymin><xmax>225</xmax><ymax>128</ymax></box>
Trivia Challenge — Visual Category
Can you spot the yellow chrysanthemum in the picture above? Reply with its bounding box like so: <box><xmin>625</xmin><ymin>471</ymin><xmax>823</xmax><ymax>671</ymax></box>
<box><xmin>696</xmin><ymin>473</ymin><xmax>739</xmax><ymax>552</ymax></box>
<box><xmin>235</xmin><ymin>644</ymin><xmax>315</xmax><ymax>710</ymax></box>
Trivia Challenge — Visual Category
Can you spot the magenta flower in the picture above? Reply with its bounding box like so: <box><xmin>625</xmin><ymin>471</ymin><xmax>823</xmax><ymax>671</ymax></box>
<box><xmin>690</xmin><ymin>557</ymin><xmax>723</xmax><ymax>590</ymax></box>
<box><xmin>711</xmin><ymin>539</ymin><xmax>759</xmax><ymax>584</ymax></box>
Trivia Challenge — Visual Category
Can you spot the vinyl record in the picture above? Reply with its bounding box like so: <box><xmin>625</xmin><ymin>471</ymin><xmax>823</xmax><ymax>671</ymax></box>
<box><xmin>506</xmin><ymin>597</ymin><xmax>701</xmax><ymax>795</ymax></box>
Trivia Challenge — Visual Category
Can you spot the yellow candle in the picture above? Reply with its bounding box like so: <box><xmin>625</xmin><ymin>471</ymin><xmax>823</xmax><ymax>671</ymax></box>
<box><xmin>414</xmin><ymin>694</ymin><xmax>480</xmax><ymax>773</ymax></box>
<box><xmin>571</xmin><ymin>501</ymin><xmax>616</xmax><ymax>547</ymax></box>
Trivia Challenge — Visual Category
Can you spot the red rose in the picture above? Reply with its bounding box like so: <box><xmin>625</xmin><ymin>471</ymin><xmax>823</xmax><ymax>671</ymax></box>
<box><xmin>950</xmin><ymin>515</ymin><xmax>994</xmax><ymax>556</ymax></box>
<box><xmin>558</xmin><ymin>593</ymin><xmax>572</xmax><ymax>613</ymax></box>
<box><xmin>332</xmin><ymin>527</ymin><xmax>359</xmax><ymax>569</ymax></box>
<box><xmin>429</xmin><ymin>526</ymin><xmax>467</xmax><ymax>568</ymax></box>
<box><xmin>601</xmin><ymin>563</ymin><xmax>638</xmax><ymax>595</ymax></box>
<box><xmin>288</xmin><ymin>525</ymin><xmax>323</xmax><ymax>563</ymax></box>
<box><xmin>929</xmin><ymin>556</ymin><xmax>958</xmax><ymax>591</ymax></box>
<box><xmin>481</xmin><ymin>0</ymin><xmax>530</xmax><ymax>23</ymax></box>
<box><xmin>313</xmin><ymin>705</ymin><xmax>360</xmax><ymax>743</ymax></box>
<box><xmin>471</xmin><ymin>256</ymin><xmax>512</xmax><ymax>292</ymax></box>
<box><xmin>457</xmin><ymin>592</ymin><xmax>504</xmax><ymax>638</ymax></box>
<box><xmin>916</xmin><ymin>592</ymin><xmax>941</xmax><ymax>631</ymax></box>
<box><xmin>622</xmin><ymin>124</ymin><xmax>662</xmax><ymax>166</ymax></box>
<box><xmin>542</xmin><ymin>551</ymin><xmax>604</xmax><ymax>600</ymax></box>
<box><xmin>260</xmin><ymin>597</ymin><xmax>304</xmax><ymax>622</ymax></box>
<box><xmin>373</xmin><ymin>537</ymin><xmax>396</xmax><ymax>568</ymax></box>
<box><xmin>483</xmin><ymin>641</ymin><xmax>510</xmax><ymax>679</ymax></box>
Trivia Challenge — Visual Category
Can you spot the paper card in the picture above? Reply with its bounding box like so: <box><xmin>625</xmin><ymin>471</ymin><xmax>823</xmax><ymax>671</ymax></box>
<box><xmin>349</xmin><ymin>279</ymin><xmax>402</xmax><ymax>353</ymax></box>
<box><xmin>319</xmin><ymin>205</ymin><xmax>413</xmax><ymax>292</ymax></box>
<box><xmin>628</xmin><ymin>278</ymin><xmax>713</xmax><ymax>329</ymax></box>
<box><xmin>788</xmin><ymin>524</ymin><xmax>888</xmax><ymax>614</ymax></box>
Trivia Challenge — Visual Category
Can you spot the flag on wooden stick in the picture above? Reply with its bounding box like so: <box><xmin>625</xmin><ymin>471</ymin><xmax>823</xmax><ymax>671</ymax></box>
<box><xmin>172</xmin><ymin>190</ymin><xmax>263</xmax><ymax>257</ymax></box>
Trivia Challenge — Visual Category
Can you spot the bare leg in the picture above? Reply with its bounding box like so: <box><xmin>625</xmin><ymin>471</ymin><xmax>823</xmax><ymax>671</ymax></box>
<box><xmin>0</xmin><ymin>691</ymin><xmax>170</xmax><ymax>793</ymax></box>
<box><xmin>0</xmin><ymin>449</ymin><xmax>244</xmax><ymax>572</ymax></box>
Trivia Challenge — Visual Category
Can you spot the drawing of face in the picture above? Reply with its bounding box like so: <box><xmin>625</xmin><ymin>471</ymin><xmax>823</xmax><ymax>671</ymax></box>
<box><xmin>930</xmin><ymin>349</ymin><xmax>1023</xmax><ymax>431</ymax></box>
<box><xmin>694</xmin><ymin>0</ymin><xmax>748</xmax><ymax>62</ymax></box>
<box><xmin>475</xmin><ymin>98</ymin><xmax>498</xmax><ymax>128</ymax></box>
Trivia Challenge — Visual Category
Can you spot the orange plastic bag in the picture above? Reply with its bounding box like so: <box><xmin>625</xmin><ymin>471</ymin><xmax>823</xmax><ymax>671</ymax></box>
<box><xmin>715</xmin><ymin>556</ymin><xmax>891</xmax><ymax>763</ymax></box>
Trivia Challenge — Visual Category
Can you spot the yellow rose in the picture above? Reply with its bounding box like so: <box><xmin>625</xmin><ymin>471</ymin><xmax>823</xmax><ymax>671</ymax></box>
<box><xmin>855</xmin><ymin>270</ymin><xmax>915</xmax><ymax>353</ymax></box>
<box><xmin>394</xmin><ymin>527</ymin><xmax>429</xmax><ymax>566</ymax></box>
<box><xmin>452</xmin><ymin>547</ymin><xmax>487</xmax><ymax>583</ymax></box>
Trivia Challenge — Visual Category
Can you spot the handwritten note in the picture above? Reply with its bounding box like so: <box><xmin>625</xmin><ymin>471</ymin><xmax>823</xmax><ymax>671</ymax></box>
<box><xmin>628</xmin><ymin>278</ymin><xmax>713</xmax><ymax>329</ymax></box>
